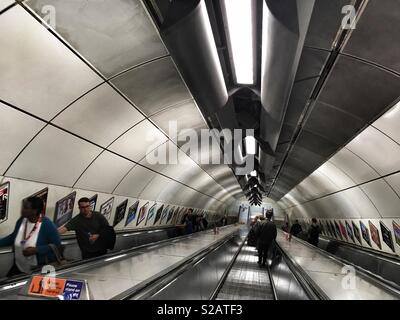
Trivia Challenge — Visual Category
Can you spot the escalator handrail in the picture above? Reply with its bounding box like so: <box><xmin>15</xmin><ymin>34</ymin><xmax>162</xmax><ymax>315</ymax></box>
<box><xmin>0</xmin><ymin>225</ymin><xmax>177</xmax><ymax>255</ymax></box>
<box><xmin>112</xmin><ymin>229</ymin><xmax>239</xmax><ymax>300</ymax></box>
<box><xmin>293</xmin><ymin>234</ymin><xmax>400</xmax><ymax>297</ymax></box>
<box><xmin>0</xmin><ymin>227</ymin><xmax>216</xmax><ymax>290</ymax></box>
<box><xmin>274</xmin><ymin>238</ymin><xmax>329</xmax><ymax>300</ymax></box>
<box><xmin>320</xmin><ymin>235</ymin><xmax>400</xmax><ymax>265</ymax></box>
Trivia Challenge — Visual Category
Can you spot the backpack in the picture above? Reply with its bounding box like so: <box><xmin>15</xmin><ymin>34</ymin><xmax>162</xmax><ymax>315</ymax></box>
<box><xmin>100</xmin><ymin>226</ymin><xmax>116</xmax><ymax>250</ymax></box>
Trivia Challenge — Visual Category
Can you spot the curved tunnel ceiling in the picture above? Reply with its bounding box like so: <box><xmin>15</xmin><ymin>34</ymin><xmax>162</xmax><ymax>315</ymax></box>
<box><xmin>0</xmin><ymin>0</ymin><xmax>242</xmax><ymax>214</ymax></box>
<box><xmin>267</xmin><ymin>0</ymin><xmax>400</xmax><ymax>202</ymax></box>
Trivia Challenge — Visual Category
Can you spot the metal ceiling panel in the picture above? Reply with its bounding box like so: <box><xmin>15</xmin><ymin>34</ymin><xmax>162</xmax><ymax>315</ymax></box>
<box><xmin>329</xmin><ymin>147</ymin><xmax>379</xmax><ymax>184</ymax></box>
<box><xmin>6</xmin><ymin>125</ymin><xmax>101</xmax><ymax>186</ymax></box>
<box><xmin>0</xmin><ymin>103</ymin><xmax>44</xmax><ymax>174</ymax></box>
<box><xmin>343</xmin><ymin>0</ymin><xmax>400</xmax><ymax>73</ymax></box>
<box><xmin>74</xmin><ymin>151</ymin><xmax>133</xmax><ymax>193</ymax></box>
<box><xmin>346</xmin><ymin>126</ymin><xmax>400</xmax><ymax>176</ymax></box>
<box><xmin>304</xmin><ymin>0</ymin><xmax>351</xmax><ymax>50</ymax></box>
<box><xmin>27</xmin><ymin>0</ymin><xmax>168</xmax><ymax>77</ymax></box>
<box><xmin>108</xmin><ymin>120</ymin><xmax>168</xmax><ymax>162</ymax></box>
<box><xmin>53</xmin><ymin>83</ymin><xmax>144</xmax><ymax>147</ymax></box>
<box><xmin>318</xmin><ymin>55</ymin><xmax>400</xmax><ymax>121</ymax></box>
<box><xmin>113</xmin><ymin>165</ymin><xmax>156</xmax><ymax>198</ymax></box>
<box><xmin>111</xmin><ymin>57</ymin><xmax>191</xmax><ymax>116</ymax></box>
<box><xmin>360</xmin><ymin>179</ymin><xmax>400</xmax><ymax>218</ymax></box>
<box><xmin>150</xmin><ymin>99</ymin><xmax>207</xmax><ymax>141</ymax></box>
<box><xmin>0</xmin><ymin>0</ymin><xmax>13</xmax><ymax>11</ymax></box>
<box><xmin>0</xmin><ymin>6</ymin><xmax>101</xmax><ymax>120</ymax></box>
<box><xmin>295</xmin><ymin>47</ymin><xmax>329</xmax><ymax>81</ymax></box>
<box><xmin>304</xmin><ymin>101</ymin><xmax>365</xmax><ymax>145</ymax></box>
<box><xmin>373</xmin><ymin>101</ymin><xmax>400</xmax><ymax>144</ymax></box>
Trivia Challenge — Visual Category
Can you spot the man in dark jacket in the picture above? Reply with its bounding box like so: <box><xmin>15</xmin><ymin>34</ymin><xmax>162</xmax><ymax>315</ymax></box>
<box><xmin>290</xmin><ymin>220</ymin><xmax>302</xmax><ymax>237</ymax></box>
<box><xmin>308</xmin><ymin>218</ymin><xmax>321</xmax><ymax>246</ymax></box>
<box><xmin>255</xmin><ymin>213</ymin><xmax>277</xmax><ymax>267</ymax></box>
<box><xmin>58</xmin><ymin>197</ymin><xmax>112</xmax><ymax>259</ymax></box>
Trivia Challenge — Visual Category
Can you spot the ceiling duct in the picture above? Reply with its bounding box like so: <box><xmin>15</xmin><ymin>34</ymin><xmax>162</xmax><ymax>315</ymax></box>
<box><xmin>153</xmin><ymin>0</ymin><xmax>228</xmax><ymax>122</ymax></box>
<box><xmin>259</xmin><ymin>0</ymin><xmax>315</xmax><ymax>175</ymax></box>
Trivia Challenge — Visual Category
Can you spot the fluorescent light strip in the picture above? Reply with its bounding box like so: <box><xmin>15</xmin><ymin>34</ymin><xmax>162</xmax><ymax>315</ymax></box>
<box><xmin>224</xmin><ymin>0</ymin><xmax>254</xmax><ymax>84</ymax></box>
<box><xmin>104</xmin><ymin>254</ymin><xmax>127</xmax><ymax>262</ymax></box>
<box><xmin>245</xmin><ymin>136</ymin><xmax>256</xmax><ymax>155</ymax></box>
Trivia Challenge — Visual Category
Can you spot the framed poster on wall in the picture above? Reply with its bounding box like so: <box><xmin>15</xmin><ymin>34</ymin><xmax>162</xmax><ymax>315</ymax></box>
<box><xmin>153</xmin><ymin>204</ymin><xmax>164</xmax><ymax>225</ymax></box>
<box><xmin>339</xmin><ymin>221</ymin><xmax>348</xmax><ymax>241</ymax></box>
<box><xmin>145</xmin><ymin>203</ymin><xmax>157</xmax><ymax>225</ymax></box>
<box><xmin>100</xmin><ymin>197</ymin><xmax>114</xmax><ymax>221</ymax></box>
<box><xmin>345</xmin><ymin>221</ymin><xmax>355</xmax><ymax>243</ymax></box>
<box><xmin>89</xmin><ymin>194</ymin><xmax>98</xmax><ymax>212</ymax></box>
<box><xmin>24</xmin><ymin>188</ymin><xmax>48</xmax><ymax>216</ymax></box>
<box><xmin>369</xmin><ymin>221</ymin><xmax>381</xmax><ymax>249</ymax></box>
<box><xmin>360</xmin><ymin>221</ymin><xmax>371</xmax><ymax>247</ymax></box>
<box><xmin>380</xmin><ymin>221</ymin><xmax>395</xmax><ymax>252</ymax></box>
<box><xmin>136</xmin><ymin>202</ymin><xmax>149</xmax><ymax>226</ymax></box>
<box><xmin>393</xmin><ymin>220</ymin><xmax>400</xmax><ymax>247</ymax></box>
<box><xmin>334</xmin><ymin>221</ymin><xmax>342</xmax><ymax>240</ymax></box>
<box><xmin>53</xmin><ymin>191</ymin><xmax>76</xmax><ymax>228</ymax></box>
<box><xmin>166</xmin><ymin>206</ymin><xmax>175</xmax><ymax>224</ymax></box>
<box><xmin>125</xmin><ymin>200</ymin><xmax>139</xmax><ymax>227</ymax></box>
<box><xmin>329</xmin><ymin>221</ymin><xmax>337</xmax><ymax>238</ymax></box>
<box><xmin>0</xmin><ymin>182</ymin><xmax>10</xmax><ymax>223</ymax></box>
<box><xmin>113</xmin><ymin>199</ymin><xmax>128</xmax><ymax>227</ymax></box>
<box><xmin>160</xmin><ymin>205</ymin><xmax>170</xmax><ymax>225</ymax></box>
<box><xmin>352</xmin><ymin>221</ymin><xmax>362</xmax><ymax>244</ymax></box>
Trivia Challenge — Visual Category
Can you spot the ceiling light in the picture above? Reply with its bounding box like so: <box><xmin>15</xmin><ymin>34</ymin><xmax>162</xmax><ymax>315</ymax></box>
<box><xmin>245</xmin><ymin>136</ymin><xmax>256</xmax><ymax>155</ymax></box>
<box><xmin>223</xmin><ymin>0</ymin><xmax>254</xmax><ymax>84</ymax></box>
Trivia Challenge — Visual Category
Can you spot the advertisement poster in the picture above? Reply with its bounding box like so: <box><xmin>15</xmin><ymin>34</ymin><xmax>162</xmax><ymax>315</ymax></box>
<box><xmin>100</xmin><ymin>197</ymin><xmax>114</xmax><ymax>220</ymax></box>
<box><xmin>329</xmin><ymin>221</ymin><xmax>337</xmax><ymax>238</ymax></box>
<box><xmin>172</xmin><ymin>207</ymin><xmax>181</xmax><ymax>225</ymax></box>
<box><xmin>54</xmin><ymin>191</ymin><xmax>76</xmax><ymax>228</ymax></box>
<box><xmin>145</xmin><ymin>203</ymin><xmax>157</xmax><ymax>225</ymax></box>
<box><xmin>25</xmin><ymin>188</ymin><xmax>48</xmax><ymax>216</ymax></box>
<box><xmin>160</xmin><ymin>205</ymin><xmax>170</xmax><ymax>225</ymax></box>
<box><xmin>113</xmin><ymin>199</ymin><xmax>128</xmax><ymax>227</ymax></box>
<box><xmin>319</xmin><ymin>221</ymin><xmax>325</xmax><ymax>235</ymax></box>
<box><xmin>0</xmin><ymin>182</ymin><xmax>10</xmax><ymax>222</ymax></box>
<box><xmin>166</xmin><ymin>206</ymin><xmax>175</xmax><ymax>224</ymax></box>
<box><xmin>369</xmin><ymin>221</ymin><xmax>382</xmax><ymax>249</ymax></box>
<box><xmin>352</xmin><ymin>221</ymin><xmax>362</xmax><ymax>244</ymax></box>
<box><xmin>136</xmin><ymin>202</ymin><xmax>149</xmax><ymax>226</ymax></box>
<box><xmin>360</xmin><ymin>221</ymin><xmax>371</xmax><ymax>247</ymax></box>
<box><xmin>339</xmin><ymin>221</ymin><xmax>348</xmax><ymax>241</ymax></box>
<box><xmin>325</xmin><ymin>222</ymin><xmax>333</xmax><ymax>237</ymax></box>
<box><xmin>380</xmin><ymin>221</ymin><xmax>395</xmax><ymax>252</ymax></box>
<box><xmin>153</xmin><ymin>204</ymin><xmax>164</xmax><ymax>225</ymax></box>
<box><xmin>345</xmin><ymin>221</ymin><xmax>355</xmax><ymax>243</ymax></box>
<box><xmin>89</xmin><ymin>194</ymin><xmax>98</xmax><ymax>212</ymax></box>
<box><xmin>125</xmin><ymin>200</ymin><xmax>139</xmax><ymax>227</ymax></box>
<box><xmin>334</xmin><ymin>221</ymin><xmax>342</xmax><ymax>240</ymax></box>
<box><xmin>393</xmin><ymin>220</ymin><xmax>400</xmax><ymax>247</ymax></box>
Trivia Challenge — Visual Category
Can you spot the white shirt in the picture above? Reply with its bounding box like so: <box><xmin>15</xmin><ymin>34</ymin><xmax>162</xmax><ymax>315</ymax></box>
<box><xmin>14</xmin><ymin>218</ymin><xmax>42</xmax><ymax>274</ymax></box>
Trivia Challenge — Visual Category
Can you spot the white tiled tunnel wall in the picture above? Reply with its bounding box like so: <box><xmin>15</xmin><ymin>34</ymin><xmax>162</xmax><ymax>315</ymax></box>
<box><xmin>0</xmin><ymin>1</ymin><xmax>243</xmax><ymax>238</ymax></box>
<box><xmin>278</xmin><ymin>101</ymin><xmax>400</xmax><ymax>257</ymax></box>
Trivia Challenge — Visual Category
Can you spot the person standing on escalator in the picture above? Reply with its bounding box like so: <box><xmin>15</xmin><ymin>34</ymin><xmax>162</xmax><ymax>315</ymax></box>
<box><xmin>255</xmin><ymin>213</ymin><xmax>277</xmax><ymax>267</ymax></box>
<box><xmin>58</xmin><ymin>197</ymin><xmax>115</xmax><ymax>259</ymax></box>
<box><xmin>307</xmin><ymin>218</ymin><xmax>321</xmax><ymax>247</ymax></box>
